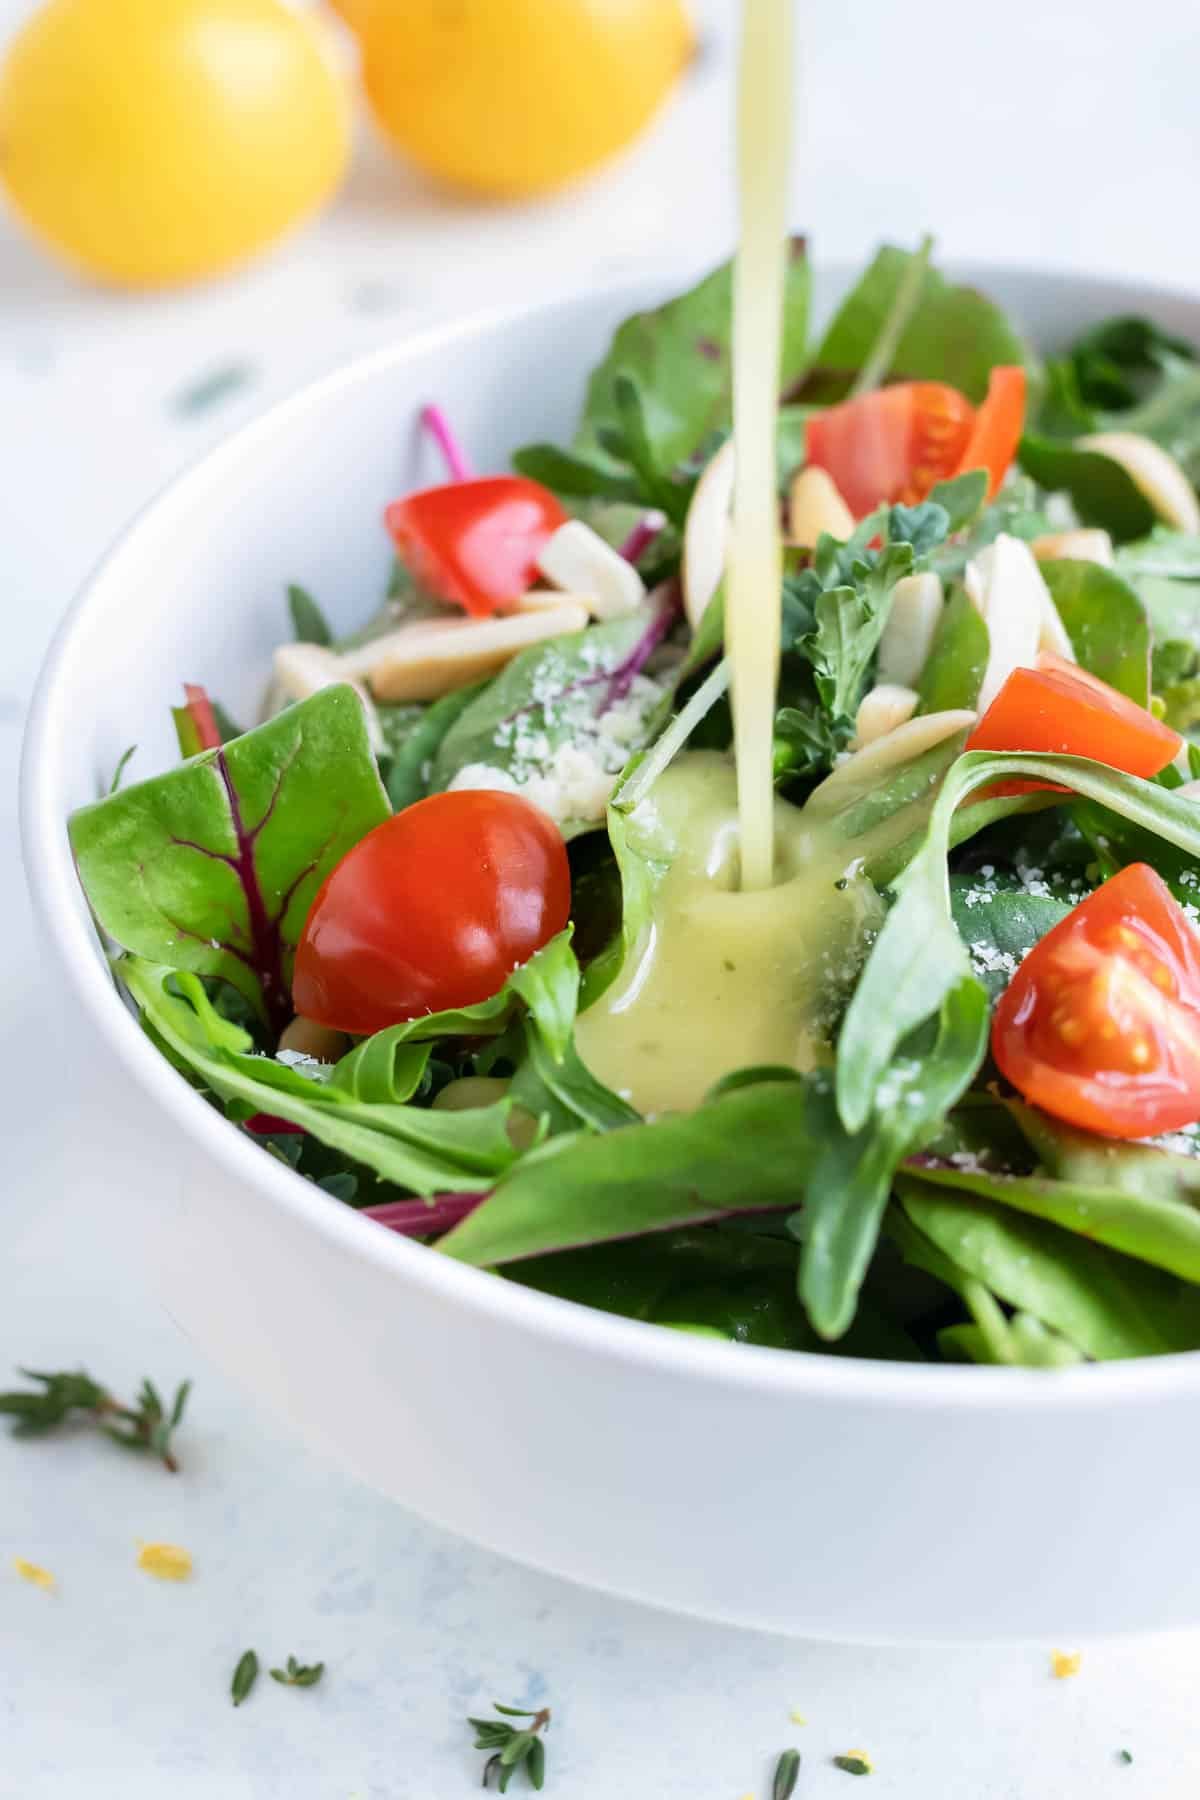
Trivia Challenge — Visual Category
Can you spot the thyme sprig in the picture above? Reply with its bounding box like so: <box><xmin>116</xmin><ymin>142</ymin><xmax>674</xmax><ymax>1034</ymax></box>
<box><xmin>0</xmin><ymin>1368</ymin><xmax>191</xmax><ymax>1472</ymax></box>
<box><xmin>468</xmin><ymin>1701</ymin><xmax>551</xmax><ymax>1791</ymax></box>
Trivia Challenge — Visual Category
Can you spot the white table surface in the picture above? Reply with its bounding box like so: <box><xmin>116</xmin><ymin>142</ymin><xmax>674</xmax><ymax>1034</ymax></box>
<box><xmin>3</xmin><ymin>1</ymin><xmax>1200</xmax><ymax>1792</ymax></box>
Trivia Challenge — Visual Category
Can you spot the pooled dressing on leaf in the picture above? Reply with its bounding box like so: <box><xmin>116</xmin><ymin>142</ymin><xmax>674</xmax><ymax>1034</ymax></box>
<box><xmin>575</xmin><ymin>756</ymin><xmax>883</xmax><ymax>1115</ymax></box>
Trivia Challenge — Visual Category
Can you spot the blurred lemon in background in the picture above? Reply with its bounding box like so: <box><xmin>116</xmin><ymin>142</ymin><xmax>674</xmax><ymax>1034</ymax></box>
<box><xmin>362</xmin><ymin>0</ymin><xmax>693</xmax><ymax>199</ymax></box>
<box><xmin>0</xmin><ymin>0</ymin><xmax>350</xmax><ymax>287</ymax></box>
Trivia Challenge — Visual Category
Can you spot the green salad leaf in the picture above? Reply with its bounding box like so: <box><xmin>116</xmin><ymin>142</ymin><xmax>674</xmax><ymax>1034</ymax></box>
<box><xmin>378</xmin><ymin>685</ymin><xmax>485</xmax><ymax>812</ymax></box>
<box><xmin>574</xmin><ymin>241</ymin><xmax>811</xmax><ymax>471</ymax></box>
<box><xmin>1017</xmin><ymin>435</ymin><xmax>1157</xmax><ymax>541</ymax></box>
<box><xmin>838</xmin><ymin>750</ymin><xmax>1200</xmax><ymax>1133</ymax></box>
<box><xmin>915</xmin><ymin>586</ymin><xmax>988</xmax><ymax>714</ymax></box>
<box><xmin>797</xmin><ymin>243</ymin><xmax>1036</xmax><ymax>405</ymax></box>
<box><xmin>1040</xmin><ymin>559</ymin><xmax>1151</xmax><ymax>704</ymax></box>
<box><xmin>70</xmin><ymin>687</ymin><xmax>390</xmax><ymax>1030</ymax></box>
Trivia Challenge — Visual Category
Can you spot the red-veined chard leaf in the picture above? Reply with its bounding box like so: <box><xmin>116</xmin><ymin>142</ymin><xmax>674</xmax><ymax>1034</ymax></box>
<box><xmin>70</xmin><ymin>686</ymin><xmax>390</xmax><ymax>1031</ymax></box>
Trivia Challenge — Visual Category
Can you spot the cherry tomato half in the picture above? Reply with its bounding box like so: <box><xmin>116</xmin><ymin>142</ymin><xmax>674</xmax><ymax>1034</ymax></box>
<box><xmin>993</xmin><ymin>863</ymin><xmax>1200</xmax><ymax>1137</ymax></box>
<box><xmin>293</xmin><ymin>790</ymin><xmax>571</xmax><ymax>1035</ymax></box>
<box><xmin>385</xmin><ymin>476</ymin><xmax>568</xmax><ymax>617</ymax></box>
<box><xmin>955</xmin><ymin>365</ymin><xmax>1027</xmax><ymax>501</ymax></box>
<box><xmin>966</xmin><ymin>653</ymin><xmax>1182</xmax><ymax>779</ymax></box>
<box><xmin>806</xmin><ymin>381</ymin><xmax>975</xmax><ymax>517</ymax></box>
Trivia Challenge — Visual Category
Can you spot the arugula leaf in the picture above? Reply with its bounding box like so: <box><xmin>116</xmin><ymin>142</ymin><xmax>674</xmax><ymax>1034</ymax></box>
<box><xmin>898</xmin><ymin>1177</ymin><xmax>1200</xmax><ymax>1359</ymax></box>
<box><xmin>574</xmin><ymin>242</ymin><xmax>811</xmax><ymax>471</ymax></box>
<box><xmin>430</xmin><ymin>600</ymin><xmax>674</xmax><ymax>824</ymax></box>
<box><xmin>837</xmin><ymin>750</ymin><xmax>1200</xmax><ymax>1133</ymax></box>
<box><xmin>800</xmin><ymin>539</ymin><xmax>915</xmax><ymax>728</ymax></box>
<box><xmin>797</xmin><ymin>244</ymin><xmax>1036</xmax><ymax>405</ymax></box>
<box><xmin>121</xmin><ymin>961</ymin><xmax>519</xmax><ymax>1194</ymax></box>
<box><xmin>1042</xmin><ymin>316</ymin><xmax>1200</xmax><ymax>485</ymax></box>
<box><xmin>287</xmin><ymin>584</ymin><xmax>333</xmax><ymax>647</ymax></box>
<box><xmin>1040</xmin><ymin>559</ymin><xmax>1151</xmax><ymax>704</ymax></box>
<box><xmin>70</xmin><ymin>687</ymin><xmax>390</xmax><ymax>1031</ymax></box>
<box><xmin>925</xmin><ymin>469</ymin><xmax>989</xmax><ymax>535</ymax></box>
<box><xmin>1017</xmin><ymin>435</ymin><xmax>1157</xmax><ymax>542</ymax></box>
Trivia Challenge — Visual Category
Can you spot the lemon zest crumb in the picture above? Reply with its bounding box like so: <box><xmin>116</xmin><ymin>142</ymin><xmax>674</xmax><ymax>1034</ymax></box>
<box><xmin>1051</xmin><ymin>1649</ymin><xmax>1082</xmax><ymax>1679</ymax></box>
<box><xmin>788</xmin><ymin>1709</ymin><xmax>808</xmax><ymax>1726</ymax></box>
<box><xmin>14</xmin><ymin>1558</ymin><xmax>55</xmax><ymax>1591</ymax></box>
<box><xmin>137</xmin><ymin>1541</ymin><xmax>193</xmax><ymax>1581</ymax></box>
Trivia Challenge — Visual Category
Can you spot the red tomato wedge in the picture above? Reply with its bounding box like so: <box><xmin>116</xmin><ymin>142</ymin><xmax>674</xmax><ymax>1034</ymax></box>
<box><xmin>955</xmin><ymin>365</ymin><xmax>1027</xmax><ymax>501</ymax></box>
<box><xmin>966</xmin><ymin>654</ymin><xmax>1182</xmax><ymax>778</ymax></box>
<box><xmin>993</xmin><ymin>863</ymin><xmax>1200</xmax><ymax>1137</ymax></box>
<box><xmin>385</xmin><ymin>476</ymin><xmax>567</xmax><ymax>617</ymax></box>
<box><xmin>293</xmin><ymin>789</ymin><xmax>571</xmax><ymax>1035</ymax></box>
<box><xmin>806</xmin><ymin>382</ymin><xmax>975</xmax><ymax>518</ymax></box>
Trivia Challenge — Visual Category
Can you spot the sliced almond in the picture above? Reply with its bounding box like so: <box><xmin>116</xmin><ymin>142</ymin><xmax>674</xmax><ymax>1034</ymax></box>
<box><xmin>536</xmin><ymin>519</ymin><xmax>645</xmax><ymax>621</ymax></box>
<box><xmin>1080</xmin><ymin>431</ymin><xmax>1200</xmax><ymax>534</ymax></box>
<box><xmin>508</xmin><ymin>587</ymin><xmax>582</xmax><ymax>614</ymax></box>
<box><xmin>966</xmin><ymin>533</ymin><xmax>1074</xmax><ymax>711</ymax></box>
<box><xmin>787</xmin><ymin>465</ymin><xmax>855</xmax><ymax>548</ymax></box>
<box><xmin>272</xmin><ymin>643</ymin><xmax>385</xmax><ymax>752</ymax></box>
<box><xmin>343</xmin><ymin>603</ymin><xmax>589</xmax><ymax>703</ymax></box>
<box><xmin>682</xmin><ymin>437</ymin><xmax>735</xmax><ymax>630</ymax></box>
<box><xmin>807</xmin><ymin>708</ymin><xmax>978</xmax><ymax>813</ymax></box>
<box><xmin>853</xmin><ymin>683</ymin><xmax>919</xmax><ymax>747</ymax></box>
<box><xmin>1031</xmin><ymin>528</ymin><xmax>1114</xmax><ymax>568</ymax></box>
<box><xmin>877</xmin><ymin>572</ymin><xmax>943</xmax><ymax>688</ymax></box>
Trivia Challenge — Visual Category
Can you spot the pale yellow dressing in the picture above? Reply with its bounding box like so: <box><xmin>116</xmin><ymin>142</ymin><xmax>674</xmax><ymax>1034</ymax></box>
<box><xmin>575</xmin><ymin>756</ymin><xmax>883</xmax><ymax>1115</ymax></box>
<box><xmin>727</xmin><ymin>0</ymin><xmax>793</xmax><ymax>892</ymax></box>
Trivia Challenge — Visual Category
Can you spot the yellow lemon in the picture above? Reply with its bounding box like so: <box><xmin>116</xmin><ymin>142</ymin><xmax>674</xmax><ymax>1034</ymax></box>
<box><xmin>362</xmin><ymin>0</ymin><xmax>693</xmax><ymax>200</ymax></box>
<box><xmin>0</xmin><ymin>0</ymin><xmax>350</xmax><ymax>288</ymax></box>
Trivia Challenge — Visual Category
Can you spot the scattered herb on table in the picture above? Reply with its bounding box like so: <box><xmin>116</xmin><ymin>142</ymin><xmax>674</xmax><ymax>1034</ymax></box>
<box><xmin>0</xmin><ymin>1368</ymin><xmax>191</xmax><ymax>1472</ymax></box>
<box><xmin>788</xmin><ymin>1710</ymin><xmax>808</xmax><ymax>1726</ymax></box>
<box><xmin>231</xmin><ymin>1650</ymin><xmax>260</xmax><ymax>1707</ymax></box>
<box><xmin>172</xmin><ymin>362</ymin><xmax>255</xmax><ymax>418</ymax></box>
<box><xmin>773</xmin><ymin>1746</ymin><xmax>802</xmax><ymax>1799</ymax></box>
<box><xmin>833</xmin><ymin>1751</ymin><xmax>873</xmax><ymax>1775</ymax></box>
<box><xmin>468</xmin><ymin>1701</ymin><xmax>551</xmax><ymax>1792</ymax></box>
<box><xmin>1117</xmin><ymin>1749</ymin><xmax>1134</xmax><ymax>1765</ymax></box>
<box><xmin>270</xmin><ymin>1654</ymin><xmax>325</xmax><ymax>1689</ymax></box>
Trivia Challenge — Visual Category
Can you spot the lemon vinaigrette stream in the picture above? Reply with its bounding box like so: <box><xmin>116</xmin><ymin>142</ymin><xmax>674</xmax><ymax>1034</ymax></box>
<box><xmin>570</xmin><ymin>0</ymin><xmax>893</xmax><ymax>1116</ymax></box>
<box><xmin>727</xmin><ymin>0</ymin><xmax>794</xmax><ymax>891</ymax></box>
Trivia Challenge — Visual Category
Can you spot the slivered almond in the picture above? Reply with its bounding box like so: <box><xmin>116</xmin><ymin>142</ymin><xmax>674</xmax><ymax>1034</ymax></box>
<box><xmin>1081</xmin><ymin>431</ymin><xmax>1200</xmax><ymax>533</ymax></box>
<box><xmin>1031</xmin><ymin>528</ymin><xmax>1114</xmax><ymax>568</ymax></box>
<box><xmin>682</xmin><ymin>438</ymin><xmax>735</xmax><ymax>629</ymax></box>
<box><xmin>966</xmin><ymin>533</ymin><xmax>1074</xmax><ymax>710</ymax></box>
<box><xmin>272</xmin><ymin>643</ymin><xmax>385</xmax><ymax>752</ymax></box>
<box><xmin>806</xmin><ymin>709</ymin><xmax>977</xmax><ymax>814</ymax></box>
<box><xmin>853</xmin><ymin>683</ymin><xmax>919</xmax><ymax>747</ymax></box>
<box><xmin>536</xmin><ymin>519</ymin><xmax>645</xmax><ymax>620</ymax></box>
<box><xmin>877</xmin><ymin>572</ymin><xmax>943</xmax><ymax>688</ymax></box>
<box><xmin>787</xmin><ymin>466</ymin><xmax>855</xmax><ymax>547</ymax></box>
<box><xmin>343</xmin><ymin>603</ymin><xmax>589</xmax><ymax>702</ymax></box>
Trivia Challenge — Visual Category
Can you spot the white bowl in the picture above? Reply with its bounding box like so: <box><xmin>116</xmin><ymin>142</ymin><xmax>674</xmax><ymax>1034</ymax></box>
<box><xmin>22</xmin><ymin>263</ymin><xmax>1200</xmax><ymax>1644</ymax></box>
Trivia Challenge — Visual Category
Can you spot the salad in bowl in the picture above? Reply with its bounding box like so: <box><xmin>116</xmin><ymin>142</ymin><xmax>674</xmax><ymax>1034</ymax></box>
<box><xmin>67</xmin><ymin>241</ymin><xmax>1200</xmax><ymax>1371</ymax></box>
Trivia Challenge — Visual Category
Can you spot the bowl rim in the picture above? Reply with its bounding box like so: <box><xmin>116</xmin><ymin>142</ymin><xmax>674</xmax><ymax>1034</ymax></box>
<box><xmin>22</xmin><ymin>258</ymin><xmax>1200</xmax><ymax>1414</ymax></box>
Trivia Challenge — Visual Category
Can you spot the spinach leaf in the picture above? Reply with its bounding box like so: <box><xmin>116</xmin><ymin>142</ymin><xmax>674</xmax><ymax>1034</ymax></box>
<box><xmin>926</xmin><ymin>469</ymin><xmax>989</xmax><ymax>535</ymax></box>
<box><xmin>122</xmin><ymin>961</ymin><xmax>518</xmax><ymax>1194</ymax></box>
<box><xmin>1017</xmin><ymin>435</ymin><xmax>1158</xmax><ymax>541</ymax></box>
<box><xmin>916</xmin><ymin>586</ymin><xmax>988</xmax><ymax>714</ymax></box>
<box><xmin>1008</xmin><ymin>1100</ymin><xmax>1200</xmax><ymax>1200</ymax></box>
<box><xmin>949</xmin><ymin>875</ymin><xmax>1070</xmax><ymax>999</ymax></box>
<box><xmin>379</xmin><ymin>684</ymin><xmax>486</xmax><ymax>812</ymax></box>
<box><xmin>287</xmin><ymin>584</ymin><xmax>333</xmax><ymax>647</ymax></box>
<box><xmin>438</xmin><ymin>1079</ymin><xmax>816</xmax><ymax>1266</ymax></box>
<box><xmin>573</xmin><ymin>241</ymin><xmax>811</xmax><ymax>471</ymax></box>
<box><xmin>797</xmin><ymin>244</ymin><xmax>1036</xmax><ymax>405</ymax></box>
<box><xmin>430</xmin><ymin>599</ymin><xmax>675</xmax><ymax>823</ymax></box>
<box><xmin>510</xmin><ymin>443</ymin><xmax>644</xmax><ymax>508</ymax></box>
<box><xmin>898</xmin><ymin>1177</ymin><xmax>1200</xmax><ymax>1359</ymax></box>
<box><xmin>1042</xmin><ymin>317</ymin><xmax>1200</xmax><ymax>485</ymax></box>
<box><xmin>908</xmin><ymin>1152</ymin><xmax>1200</xmax><ymax>1287</ymax></box>
<box><xmin>837</xmin><ymin>750</ymin><xmax>1200</xmax><ymax>1133</ymax></box>
<box><xmin>70</xmin><ymin>687</ymin><xmax>390</xmax><ymax>1031</ymax></box>
<box><xmin>1039</xmin><ymin>560</ymin><xmax>1151</xmax><ymax>704</ymax></box>
<box><xmin>1117</xmin><ymin>526</ymin><xmax>1200</xmax><ymax>582</ymax></box>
